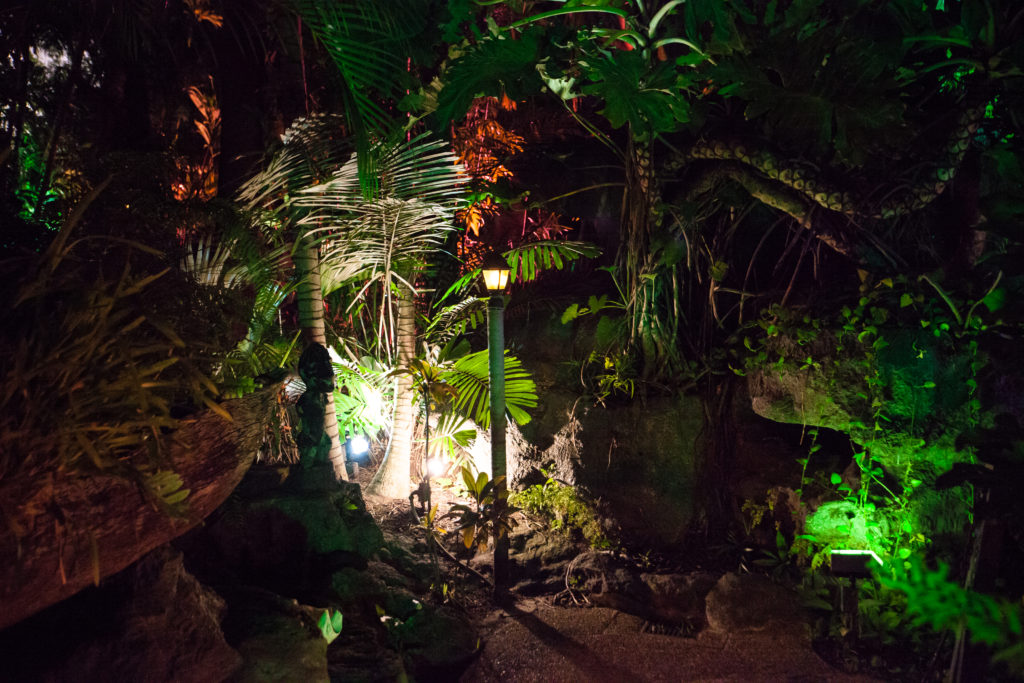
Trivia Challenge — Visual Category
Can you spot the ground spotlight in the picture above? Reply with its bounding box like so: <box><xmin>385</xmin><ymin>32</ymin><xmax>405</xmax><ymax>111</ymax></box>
<box><xmin>345</xmin><ymin>434</ymin><xmax>370</xmax><ymax>461</ymax></box>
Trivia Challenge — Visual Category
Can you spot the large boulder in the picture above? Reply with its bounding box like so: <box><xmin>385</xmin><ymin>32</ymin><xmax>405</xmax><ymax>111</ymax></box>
<box><xmin>400</xmin><ymin>606</ymin><xmax>479</xmax><ymax>680</ymax></box>
<box><xmin>503</xmin><ymin>310</ymin><xmax>704</xmax><ymax>548</ymax></box>
<box><xmin>183</xmin><ymin>467</ymin><xmax>383</xmax><ymax>594</ymax></box>
<box><xmin>747</xmin><ymin>327</ymin><xmax>975</xmax><ymax>483</ymax></box>
<box><xmin>220</xmin><ymin>591</ymin><xmax>329</xmax><ymax>683</ymax></box>
<box><xmin>0</xmin><ymin>546</ymin><xmax>240</xmax><ymax>683</ymax></box>
<box><xmin>704</xmin><ymin>572</ymin><xmax>810</xmax><ymax>639</ymax></box>
<box><xmin>471</xmin><ymin>401</ymin><xmax>702</xmax><ymax>549</ymax></box>
<box><xmin>746</xmin><ymin>324</ymin><xmax>979</xmax><ymax>551</ymax></box>
<box><xmin>0</xmin><ymin>389</ymin><xmax>277</xmax><ymax>631</ymax></box>
<box><xmin>556</xmin><ymin>550</ymin><xmax>719</xmax><ymax>627</ymax></box>
<box><xmin>507</xmin><ymin>527</ymin><xmax>581</xmax><ymax>593</ymax></box>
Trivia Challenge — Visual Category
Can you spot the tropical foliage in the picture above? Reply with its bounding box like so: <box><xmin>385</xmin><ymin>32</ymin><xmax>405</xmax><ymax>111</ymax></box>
<box><xmin>425</xmin><ymin>0</ymin><xmax>1024</xmax><ymax>383</ymax></box>
<box><xmin>0</xmin><ymin>193</ymin><xmax>246</xmax><ymax>533</ymax></box>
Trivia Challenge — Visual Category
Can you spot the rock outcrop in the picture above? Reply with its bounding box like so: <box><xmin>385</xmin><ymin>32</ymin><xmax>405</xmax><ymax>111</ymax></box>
<box><xmin>0</xmin><ymin>388</ymin><xmax>277</xmax><ymax>631</ymax></box>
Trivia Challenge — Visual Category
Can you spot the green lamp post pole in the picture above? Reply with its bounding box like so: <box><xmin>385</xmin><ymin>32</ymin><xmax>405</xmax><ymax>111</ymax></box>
<box><xmin>482</xmin><ymin>252</ymin><xmax>510</xmax><ymax>596</ymax></box>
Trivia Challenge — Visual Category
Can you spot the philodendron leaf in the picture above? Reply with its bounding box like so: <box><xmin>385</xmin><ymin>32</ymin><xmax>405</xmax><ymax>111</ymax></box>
<box><xmin>318</xmin><ymin>609</ymin><xmax>343</xmax><ymax>644</ymax></box>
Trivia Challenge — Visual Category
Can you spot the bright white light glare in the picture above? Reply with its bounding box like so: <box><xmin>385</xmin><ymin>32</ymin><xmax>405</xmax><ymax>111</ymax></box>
<box><xmin>349</xmin><ymin>435</ymin><xmax>370</xmax><ymax>455</ymax></box>
<box><xmin>365</xmin><ymin>389</ymin><xmax>384</xmax><ymax>423</ymax></box>
<box><xmin>427</xmin><ymin>457</ymin><xmax>447</xmax><ymax>478</ymax></box>
<box><xmin>832</xmin><ymin>548</ymin><xmax>884</xmax><ymax>566</ymax></box>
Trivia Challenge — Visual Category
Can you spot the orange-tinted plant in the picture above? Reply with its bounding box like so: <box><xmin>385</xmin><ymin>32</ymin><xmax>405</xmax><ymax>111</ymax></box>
<box><xmin>183</xmin><ymin>0</ymin><xmax>224</xmax><ymax>28</ymax></box>
<box><xmin>172</xmin><ymin>77</ymin><xmax>221</xmax><ymax>202</ymax></box>
<box><xmin>452</xmin><ymin>95</ymin><xmax>573</xmax><ymax>266</ymax></box>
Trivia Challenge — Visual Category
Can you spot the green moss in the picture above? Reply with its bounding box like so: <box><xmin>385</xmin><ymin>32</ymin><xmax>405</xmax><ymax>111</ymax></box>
<box><xmin>511</xmin><ymin>477</ymin><xmax>614</xmax><ymax>548</ymax></box>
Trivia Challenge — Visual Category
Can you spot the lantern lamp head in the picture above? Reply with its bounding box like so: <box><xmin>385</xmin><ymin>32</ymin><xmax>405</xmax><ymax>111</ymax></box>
<box><xmin>481</xmin><ymin>251</ymin><xmax>510</xmax><ymax>292</ymax></box>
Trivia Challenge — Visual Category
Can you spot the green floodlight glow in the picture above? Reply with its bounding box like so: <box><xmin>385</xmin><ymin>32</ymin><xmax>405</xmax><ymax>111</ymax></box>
<box><xmin>831</xmin><ymin>548</ymin><xmax>884</xmax><ymax>578</ymax></box>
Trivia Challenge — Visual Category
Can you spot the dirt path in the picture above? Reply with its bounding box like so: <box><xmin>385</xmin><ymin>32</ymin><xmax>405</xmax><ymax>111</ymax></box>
<box><xmin>461</xmin><ymin>599</ymin><xmax>879</xmax><ymax>683</ymax></box>
<box><xmin>359</xmin><ymin>469</ymin><xmax>879</xmax><ymax>682</ymax></box>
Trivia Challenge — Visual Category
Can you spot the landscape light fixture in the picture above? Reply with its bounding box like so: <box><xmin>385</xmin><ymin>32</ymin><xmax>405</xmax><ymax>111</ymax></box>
<box><xmin>830</xmin><ymin>548</ymin><xmax>885</xmax><ymax>644</ymax></box>
<box><xmin>830</xmin><ymin>548</ymin><xmax>884</xmax><ymax>578</ymax></box>
<box><xmin>345</xmin><ymin>434</ymin><xmax>370</xmax><ymax>460</ymax></box>
<box><xmin>483</xmin><ymin>250</ymin><xmax>510</xmax><ymax>595</ymax></box>
<box><xmin>481</xmin><ymin>251</ymin><xmax>510</xmax><ymax>292</ymax></box>
<box><xmin>343</xmin><ymin>434</ymin><xmax>370</xmax><ymax>479</ymax></box>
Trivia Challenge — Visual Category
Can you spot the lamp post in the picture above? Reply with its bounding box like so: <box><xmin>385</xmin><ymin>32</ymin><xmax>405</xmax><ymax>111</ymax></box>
<box><xmin>481</xmin><ymin>251</ymin><xmax>510</xmax><ymax>596</ymax></box>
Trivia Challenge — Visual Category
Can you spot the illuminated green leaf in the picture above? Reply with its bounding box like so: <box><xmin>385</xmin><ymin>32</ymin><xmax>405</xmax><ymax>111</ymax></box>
<box><xmin>318</xmin><ymin>609</ymin><xmax>343</xmax><ymax>644</ymax></box>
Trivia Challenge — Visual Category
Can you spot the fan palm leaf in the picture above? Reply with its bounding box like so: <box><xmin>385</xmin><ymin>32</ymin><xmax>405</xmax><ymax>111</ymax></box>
<box><xmin>443</xmin><ymin>349</ymin><xmax>537</xmax><ymax>431</ymax></box>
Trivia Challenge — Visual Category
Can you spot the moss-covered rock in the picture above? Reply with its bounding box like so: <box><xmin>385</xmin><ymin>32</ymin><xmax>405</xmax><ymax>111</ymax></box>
<box><xmin>229</xmin><ymin>610</ymin><xmax>328</xmax><ymax>683</ymax></box>
<box><xmin>747</xmin><ymin>323</ymin><xmax>977</xmax><ymax>487</ymax></box>
<box><xmin>187</xmin><ymin>469</ymin><xmax>383</xmax><ymax>593</ymax></box>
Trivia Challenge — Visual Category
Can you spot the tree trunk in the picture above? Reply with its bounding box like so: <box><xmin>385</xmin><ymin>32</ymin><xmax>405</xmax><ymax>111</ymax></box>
<box><xmin>33</xmin><ymin>35</ymin><xmax>85</xmax><ymax>221</ymax></box>
<box><xmin>368</xmin><ymin>279</ymin><xmax>417</xmax><ymax>498</ymax></box>
<box><xmin>294</xmin><ymin>236</ymin><xmax>348</xmax><ymax>480</ymax></box>
<box><xmin>0</xmin><ymin>389</ymin><xmax>276</xmax><ymax>631</ymax></box>
<box><xmin>619</xmin><ymin>135</ymin><xmax>669</xmax><ymax>378</ymax></box>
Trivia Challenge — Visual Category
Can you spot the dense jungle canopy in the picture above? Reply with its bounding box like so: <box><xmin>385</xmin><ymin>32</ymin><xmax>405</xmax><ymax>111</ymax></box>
<box><xmin>2</xmin><ymin>0</ymin><xmax>1024</xmax><ymax>678</ymax></box>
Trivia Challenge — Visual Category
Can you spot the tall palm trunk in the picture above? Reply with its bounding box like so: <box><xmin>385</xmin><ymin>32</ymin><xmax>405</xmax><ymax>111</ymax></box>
<box><xmin>294</xmin><ymin>236</ymin><xmax>348</xmax><ymax>480</ymax></box>
<box><xmin>368</xmin><ymin>279</ymin><xmax>417</xmax><ymax>498</ymax></box>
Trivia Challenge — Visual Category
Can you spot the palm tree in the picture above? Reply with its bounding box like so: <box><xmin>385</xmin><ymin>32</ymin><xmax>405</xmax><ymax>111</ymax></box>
<box><xmin>241</xmin><ymin>0</ymin><xmax>437</xmax><ymax>482</ymax></box>
<box><xmin>237</xmin><ymin>115</ymin><xmax>355</xmax><ymax>479</ymax></box>
<box><xmin>292</xmin><ymin>134</ymin><xmax>467</xmax><ymax>498</ymax></box>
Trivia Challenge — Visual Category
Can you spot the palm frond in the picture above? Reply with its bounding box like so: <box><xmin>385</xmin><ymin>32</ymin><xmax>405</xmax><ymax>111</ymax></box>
<box><xmin>291</xmin><ymin>135</ymin><xmax>466</xmax><ymax>298</ymax></box>
<box><xmin>238</xmin><ymin>282</ymin><xmax>292</xmax><ymax>354</ymax></box>
<box><xmin>425</xmin><ymin>296</ymin><xmax>488</xmax><ymax>346</ymax></box>
<box><xmin>319</xmin><ymin>260</ymin><xmax>365</xmax><ymax>296</ymax></box>
<box><xmin>290</xmin><ymin>0</ymin><xmax>413</xmax><ymax>192</ymax></box>
<box><xmin>505</xmin><ymin>240</ymin><xmax>603</xmax><ymax>284</ymax></box>
<box><xmin>430</xmin><ymin>412</ymin><xmax>477</xmax><ymax>461</ymax></box>
<box><xmin>443</xmin><ymin>350</ymin><xmax>537</xmax><ymax>430</ymax></box>
<box><xmin>237</xmin><ymin>115</ymin><xmax>353</xmax><ymax>212</ymax></box>
<box><xmin>312</xmin><ymin>198</ymin><xmax>456</xmax><ymax>276</ymax></box>
<box><xmin>293</xmin><ymin>133</ymin><xmax>467</xmax><ymax>208</ymax></box>
<box><xmin>180</xmin><ymin>235</ymin><xmax>240</xmax><ymax>288</ymax></box>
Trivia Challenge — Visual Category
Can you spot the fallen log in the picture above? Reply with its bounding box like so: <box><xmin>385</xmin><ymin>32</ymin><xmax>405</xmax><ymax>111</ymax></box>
<box><xmin>0</xmin><ymin>388</ymin><xmax>277</xmax><ymax>631</ymax></box>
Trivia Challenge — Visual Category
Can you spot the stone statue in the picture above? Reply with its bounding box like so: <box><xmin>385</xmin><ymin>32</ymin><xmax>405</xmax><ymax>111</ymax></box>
<box><xmin>295</xmin><ymin>342</ymin><xmax>334</xmax><ymax>468</ymax></box>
